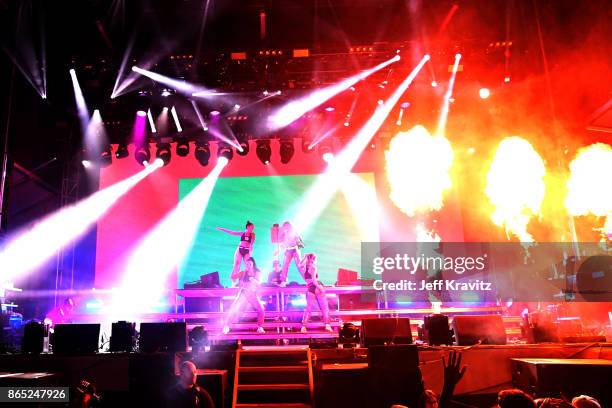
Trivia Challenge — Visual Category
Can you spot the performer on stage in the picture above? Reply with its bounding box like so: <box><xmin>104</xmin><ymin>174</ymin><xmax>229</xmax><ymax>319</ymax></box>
<box><xmin>276</xmin><ymin>221</ymin><xmax>304</xmax><ymax>286</ymax></box>
<box><xmin>216</xmin><ymin>221</ymin><xmax>256</xmax><ymax>280</ymax></box>
<box><xmin>222</xmin><ymin>257</ymin><xmax>265</xmax><ymax>334</ymax></box>
<box><xmin>299</xmin><ymin>253</ymin><xmax>332</xmax><ymax>333</ymax></box>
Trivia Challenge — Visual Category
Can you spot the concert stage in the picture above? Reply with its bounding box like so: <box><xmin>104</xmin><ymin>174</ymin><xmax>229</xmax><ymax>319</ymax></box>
<box><xmin>2</xmin><ymin>0</ymin><xmax>611</xmax><ymax>407</ymax></box>
<box><xmin>2</xmin><ymin>342</ymin><xmax>611</xmax><ymax>407</ymax></box>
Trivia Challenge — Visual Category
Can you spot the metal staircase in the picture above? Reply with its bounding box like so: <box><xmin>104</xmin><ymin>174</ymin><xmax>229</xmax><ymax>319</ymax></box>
<box><xmin>232</xmin><ymin>346</ymin><xmax>315</xmax><ymax>408</ymax></box>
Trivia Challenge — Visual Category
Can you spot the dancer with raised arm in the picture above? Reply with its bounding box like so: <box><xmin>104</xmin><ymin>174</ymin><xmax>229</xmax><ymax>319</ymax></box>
<box><xmin>276</xmin><ymin>221</ymin><xmax>304</xmax><ymax>286</ymax></box>
<box><xmin>300</xmin><ymin>253</ymin><xmax>332</xmax><ymax>333</ymax></box>
<box><xmin>222</xmin><ymin>257</ymin><xmax>265</xmax><ymax>334</ymax></box>
<box><xmin>216</xmin><ymin>221</ymin><xmax>255</xmax><ymax>280</ymax></box>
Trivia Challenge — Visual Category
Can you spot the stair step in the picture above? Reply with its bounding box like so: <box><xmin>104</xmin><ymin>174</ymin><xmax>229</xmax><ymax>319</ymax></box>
<box><xmin>240</xmin><ymin>346</ymin><xmax>309</xmax><ymax>354</ymax></box>
<box><xmin>240</xmin><ymin>365</ymin><xmax>308</xmax><ymax>372</ymax></box>
<box><xmin>236</xmin><ymin>404</ymin><xmax>311</xmax><ymax>408</ymax></box>
<box><xmin>238</xmin><ymin>383</ymin><xmax>310</xmax><ymax>391</ymax></box>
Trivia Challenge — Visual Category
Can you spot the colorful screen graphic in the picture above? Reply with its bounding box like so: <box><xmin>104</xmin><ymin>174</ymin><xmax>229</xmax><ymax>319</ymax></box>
<box><xmin>178</xmin><ymin>173</ymin><xmax>378</xmax><ymax>287</ymax></box>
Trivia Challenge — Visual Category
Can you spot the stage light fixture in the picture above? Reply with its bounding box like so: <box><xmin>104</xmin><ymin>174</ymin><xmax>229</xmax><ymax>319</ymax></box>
<box><xmin>135</xmin><ymin>145</ymin><xmax>151</xmax><ymax>166</ymax></box>
<box><xmin>302</xmin><ymin>138</ymin><xmax>314</xmax><ymax>154</ymax></box>
<box><xmin>236</xmin><ymin>137</ymin><xmax>250</xmax><ymax>156</ymax></box>
<box><xmin>339</xmin><ymin>323</ymin><xmax>359</xmax><ymax>347</ymax></box>
<box><xmin>115</xmin><ymin>143</ymin><xmax>129</xmax><ymax>159</ymax></box>
<box><xmin>188</xmin><ymin>326</ymin><xmax>209</xmax><ymax>354</ymax></box>
<box><xmin>318</xmin><ymin>138</ymin><xmax>334</xmax><ymax>161</ymax></box>
<box><xmin>279</xmin><ymin>140</ymin><xmax>295</xmax><ymax>164</ymax></box>
<box><xmin>82</xmin><ymin>160</ymin><xmax>92</xmax><ymax>169</ymax></box>
<box><xmin>100</xmin><ymin>146</ymin><xmax>112</xmax><ymax>167</ymax></box>
<box><xmin>256</xmin><ymin>140</ymin><xmax>272</xmax><ymax>164</ymax></box>
<box><xmin>217</xmin><ymin>142</ymin><xmax>234</xmax><ymax>161</ymax></box>
<box><xmin>156</xmin><ymin>143</ymin><xmax>171</xmax><ymax>166</ymax></box>
<box><xmin>322</xmin><ymin>152</ymin><xmax>334</xmax><ymax>163</ymax></box>
<box><xmin>176</xmin><ymin>139</ymin><xmax>190</xmax><ymax>157</ymax></box>
<box><xmin>479</xmin><ymin>88</ymin><xmax>490</xmax><ymax>99</ymax></box>
<box><xmin>431</xmin><ymin>81</ymin><xmax>438</xmax><ymax>87</ymax></box>
<box><xmin>195</xmin><ymin>141</ymin><xmax>210</xmax><ymax>166</ymax></box>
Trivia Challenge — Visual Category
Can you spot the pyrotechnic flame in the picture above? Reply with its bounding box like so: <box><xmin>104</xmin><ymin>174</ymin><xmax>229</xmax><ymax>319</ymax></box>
<box><xmin>415</xmin><ymin>223</ymin><xmax>441</xmax><ymax>242</ymax></box>
<box><xmin>385</xmin><ymin>125</ymin><xmax>454</xmax><ymax>217</ymax></box>
<box><xmin>565</xmin><ymin>143</ymin><xmax>612</xmax><ymax>240</ymax></box>
<box><xmin>485</xmin><ymin>136</ymin><xmax>546</xmax><ymax>242</ymax></box>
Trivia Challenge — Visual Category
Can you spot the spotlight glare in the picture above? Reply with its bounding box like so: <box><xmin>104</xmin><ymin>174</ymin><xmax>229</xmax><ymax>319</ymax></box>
<box><xmin>171</xmin><ymin>106</ymin><xmax>183</xmax><ymax>132</ymax></box>
<box><xmin>210</xmin><ymin>110</ymin><xmax>220</xmax><ymax>116</ymax></box>
<box><xmin>137</xmin><ymin>110</ymin><xmax>146</xmax><ymax>117</ymax></box>
<box><xmin>218</xmin><ymin>156</ymin><xmax>229</xmax><ymax>166</ymax></box>
<box><xmin>147</xmin><ymin>109</ymin><xmax>157</xmax><ymax>133</ymax></box>
<box><xmin>322</xmin><ymin>152</ymin><xmax>334</xmax><ymax>162</ymax></box>
<box><xmin>236</xmin><ymin>138</ymin><xmax>250</xmax><ymax>156</ymax></box>
<box><xmin>111</xmin><ymin>158</ymin><xmax>225</xmax><ymax>315</ymax></box>
<box><xmin>431</xmin><ymin>81</ymin><xmax>438</xmax><ymax>87</ymax></box>
<box><xmin>0</xmin><ymin>162</ymin><xmax>160</xmax><ymax>282</ymax></box>
<box><xmin>504</xmin><ymin>76</ymin><xmax>511</xmax><ymax>83</ymax></box>
<box><xmin>82</xmin><ymin>160</ymin><xmax>92</xmax><ymax>168</ymax></box>
<box><xmin>289</xmin><ymin>55</ymin><xmax>430</xmax><ymax>233</ymax></box>
<box><xmin>479</xmin><ymin>88</ymin><xmax>490</xmax><ymax>99</ymax></box>
<box><xmin>455</xmin><ymin>53</ymin><xmax>462</xmax><ymax>59</ymax></box>
<box><xmin>377</xmin><ymin>99</ymin><xmax>384</xmax><ymax>105</ymax></box>
<box><xmin>269</xmin><ymin>55</ymin><xmax>401</xmax><ymax>129</ymax></box>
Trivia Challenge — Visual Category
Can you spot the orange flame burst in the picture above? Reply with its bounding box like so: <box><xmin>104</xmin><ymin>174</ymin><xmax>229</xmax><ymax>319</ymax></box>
<box><xmin>565</xmin><ymin>143</ymin><xmax>612</xmax><ymax>240</ymax></box>
<box><xmin>385</xmin><ymin>125</ymin><xmax>454</xmax><ymax>217</ymax></box>
<box><xmin>485</xmin><ymin>136</ymin><xmax>546</xmax><ymax>242</ymax></box>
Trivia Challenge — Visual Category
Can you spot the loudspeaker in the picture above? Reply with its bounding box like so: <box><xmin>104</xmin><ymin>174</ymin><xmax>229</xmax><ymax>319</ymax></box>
<box><xmin>22</xmin><ymin>321</ymin><xmax>46</xmax><ymax>354</ymax></box>
<box><xmin>452</xmin><ymin>315</ymin><xmax>506</xmax><ymax>345</ymax></box>
<box><xmin>360</xmin><ymin>318</ymin><xmax>412</xmax><ymax>347</ymax></box>
<box><xmin>139</xmin><ymin>322</ymin><xmax>187</xmax><ymax>353</ymax></box>
<box><xmin>422</xmin><ymin>314</ymin><xmax>453</xmax><ymax>345</ymax></box>
<box><xmin>110</xmin><ymin>321</ymin><xmax>136</xmax><ymax>352</ymax></box>
<box><xmin>51</xmin><ymin>324</ymin><xmax>100</xmax><ymax>354</ymax></box>
<box><xmin>511</xmin><ymin>358</ymin><xmax>612</xmax><ymax>407</ymax></box>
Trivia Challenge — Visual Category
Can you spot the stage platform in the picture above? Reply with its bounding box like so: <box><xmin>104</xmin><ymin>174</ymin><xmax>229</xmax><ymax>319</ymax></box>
<box><xmin>1</xmin><ymin>343</ymin><xmax>611</xmax><ymax>407</ymax></box>
<box><xmin>70</xmin><ymin>286</ymin><xmax>524</xmax><ymax>342</ymax></box>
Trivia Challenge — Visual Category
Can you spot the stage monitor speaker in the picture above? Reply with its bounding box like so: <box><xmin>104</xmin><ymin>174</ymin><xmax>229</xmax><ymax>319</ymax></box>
<box><xmin>22</xmin><ymin>321</ymin><xmax>46</xmax><ymax>354</ymax></box>
<box><xmin>511</xmin><ymin>358</ymin><xmax>612</xmax><ymax>407</ymax></box>
<box><xmin>368</xmin><ymin>345</ymin><xmax>421</xmax><ymax>408</ymax></box>
<box><xmin>52</xmin><ymin>324</ymin><xmax>100</xmax><ymax>354</ymax></box>
<box><xmin>110</xmin><ymin>321</ymin><xmax>136</xmax><ymax>352</ymax></box>
<box><xmin>139</xmin><ymin>322</ymin><xmax>187</xmax><ymax>353</ymax></box>
<box><xmin>452</xmin><ymin>315</ymin><xmax>506</xmax><ymax>345</ymax></box>
<box><xmin>360</xmin><ymin>317</ymin><xmax>412</xmax><ymax>347</ymax></box>
<box><xmin>422</xmin><ymin>314</ymin><xmax>453</xmax><ymax>345</ymax></box>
